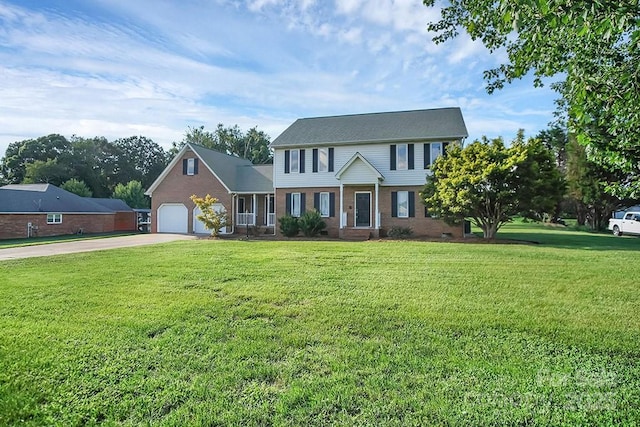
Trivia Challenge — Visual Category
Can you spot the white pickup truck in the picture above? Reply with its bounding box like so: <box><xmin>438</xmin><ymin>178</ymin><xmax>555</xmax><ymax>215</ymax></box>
<box><xmin>609</xmin><ymin>212</ymin><xmax>640</xmax><ymax>236</ymax></box>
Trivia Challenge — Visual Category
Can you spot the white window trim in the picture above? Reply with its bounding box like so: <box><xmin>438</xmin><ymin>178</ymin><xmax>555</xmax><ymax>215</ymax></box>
<box><xmin>318</xmin><ymin>148</ymin><xmax>328</xmax><ymax>172</ymax></box>
<box><xmin>319</xmin><ymin>192</ymin><xmax>330</xmax><ymax>217</ymax></box>
<box><xmin>291</xmin><ymin>192</ymin><xmax>301</xmax><ymax>217</ymax></box>
<box><xmin>47</xmin><ymin>213</ymin><xmax>62</xmax><ymax>224</ymax></box>
<box><xmin>290</xmin><ymin>150</ymin><xmax>300</xmax><ymax>173</ymax></box>
<box><xmin>397</xmin><ymin>191</ymin><xmax>409</xmax><ymax>218</ymax></box>
<box><xmin>396</xmin><ymin>143</ymin><xmax>408</xmax><ymax>170</ymax></box>
<box><xmin>187</xmin><ymin>158</ymin><xmax>195</xmax><ymax>175</ymax></box>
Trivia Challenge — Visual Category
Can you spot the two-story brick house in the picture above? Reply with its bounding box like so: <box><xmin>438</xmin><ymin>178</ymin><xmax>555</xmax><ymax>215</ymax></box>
<box><xmin>270</xmin><ymin>108</ymin><xmax>468</xmax><ymax>238</ymax></box>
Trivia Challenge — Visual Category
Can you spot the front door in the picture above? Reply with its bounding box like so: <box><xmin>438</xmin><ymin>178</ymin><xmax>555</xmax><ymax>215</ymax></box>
<box><xmin>355</xmin><ymin>192</ymin><xmax>371</xmax><ymax>227</ymax></box>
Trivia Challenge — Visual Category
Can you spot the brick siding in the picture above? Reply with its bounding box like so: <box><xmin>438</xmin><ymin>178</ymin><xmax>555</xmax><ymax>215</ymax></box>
<box><xmin>0</xmin><ymin>213</ymin><xmax>135</xmax><ymax>240</ymax></box>
<box><xmin>275</xmin><ymin>185</ymin><xmax>462</xmax><ymax>238</ymax></box>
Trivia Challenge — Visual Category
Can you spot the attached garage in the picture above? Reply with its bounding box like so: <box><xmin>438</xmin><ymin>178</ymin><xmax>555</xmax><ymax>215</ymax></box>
<box><xmin>193</xmin><ymin>204</ymin><xmax>227</xmax><ymax>234</ymax></box>
<box><xmin>158</xmin><ymin>204</ymin><xmax>188</xmax><ymax>233</ymax></box>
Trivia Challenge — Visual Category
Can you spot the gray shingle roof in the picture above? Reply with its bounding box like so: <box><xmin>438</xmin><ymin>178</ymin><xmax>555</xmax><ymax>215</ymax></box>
<box><xmin>0</xmin><ymin>184</ymin><xmax>115</xmax><ymax>213</ymax></box>
<box><xmin>189</xmin><ymin>144</ymin><xmax>273</xmax><ymax>193</ymax></box>
<box><xmin>90</xmin><ymin>198</ymin><xmax>133</xmax><ymax>211</ymax></box>
<box><xmin>270</xmin><ymin>108</ymin><xmax>468</xmax><ymax>148</ymax></box>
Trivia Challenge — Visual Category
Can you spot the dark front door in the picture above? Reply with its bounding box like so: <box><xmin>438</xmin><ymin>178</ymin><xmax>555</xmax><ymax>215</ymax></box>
<box><xmin>355</xmin><ymin>192</ymin><xmax>371</xmax><ymax>227</ymax></box>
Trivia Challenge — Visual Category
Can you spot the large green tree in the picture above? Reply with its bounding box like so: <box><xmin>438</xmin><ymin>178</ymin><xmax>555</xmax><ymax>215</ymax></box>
<box><xmin>112</xmin><ymin>136</ymin><xmax>168</xmax><ymax>189</ymax></box>
<box><xmin>23</xmin><ymin>159</ymin><xmax>69</xmax><ymax>186</ymax></box>
<box><xmin>176</xmin><ymin>124</ymin><xmax>273</xmax><ymax>164</ymax></box>
<box><xmin>423</xmin><ymin>0</ymin><xmax>640</xmax><ymax>197</ymax></box>
<box><xmin>61</xmin><ymin>178</ymin><xmax>93</xmax><ymax>197</ymax></box>
<box><xmin>421</xmin><ymin>133</ymin><xmax>564</xmax><ymax>239</ymax></box>
<box><xmin>0</xmin><ymin>134</ymin><xmax>71</xmax><ymax>183</ymax></box>
<box><xmin>61</xmin><ymin>136</ymin><xmax>119</xmax><ymax>198</ymax></box>
<box><xmin>113</xmin><ymin>180</ymin><xmax>149</xmax><ymax>209</ymax></box>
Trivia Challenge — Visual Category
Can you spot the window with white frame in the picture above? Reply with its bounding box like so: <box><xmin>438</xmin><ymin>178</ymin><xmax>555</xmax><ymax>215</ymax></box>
<box><xmin>291</xmin><ymin>192</ymin><xmax>301</xmax><ymax>217</ymax></box>
<box><xmin>187</xmin><ymin>158</ymin><xmax>195</xmax><ymax>175</ymax></box>
<box><xmin>318</xmin><ymin>148</ymin><xmax>328</xmax><ymax>172</ymax></box>
<box><xmin>425</xmin><ymin>142</ymin><xmax>450</xmax><ymax>168</ymax></box>
<box><xmin>396</xmin><ymin>144</ymin><xmax>408</xmax><ymax>170</ymax></box>
<box><xmin>397</xmin><ymin>191</ymin><xmax>409</xmax><ymax>218</ymax></box>
<box><xmin>319</xmin><ymin>192</ymin><xmax>330</xmax><ymax>217</ymax></box>
<box><xmin>290</xmin><ymin>150</ymin><xmax>299</xmax><ymax>173</ymax></box>
<box><xmin>47</xmin><ymin>213</ymin><xmax>62</xmax><ymax>224</ymax></box>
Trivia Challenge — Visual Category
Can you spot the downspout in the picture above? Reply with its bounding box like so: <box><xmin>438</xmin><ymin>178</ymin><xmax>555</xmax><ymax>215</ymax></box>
<box><xmin>231</xmin><ymin>193</ymin><xmax>236</xmax><ymax>234</ymax></box>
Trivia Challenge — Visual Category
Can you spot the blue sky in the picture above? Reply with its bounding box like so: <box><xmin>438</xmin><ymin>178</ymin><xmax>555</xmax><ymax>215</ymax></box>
<box><xmin>0</xmin><ymin>0</ymin><xmax>559</xmax><ymax>155</ymax></box>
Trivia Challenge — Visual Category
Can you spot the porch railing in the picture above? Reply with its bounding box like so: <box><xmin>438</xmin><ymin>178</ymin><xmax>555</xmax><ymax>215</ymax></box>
<box><xmin>237</xmin><ymin>213</ymin><xmax>256</xmax><ymax>226</ymax></box>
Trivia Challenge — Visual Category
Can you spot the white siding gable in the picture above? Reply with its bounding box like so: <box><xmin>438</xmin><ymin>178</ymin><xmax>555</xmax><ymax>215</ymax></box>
<box><xmin>274</xmin><ymin>142</ymin><xmax>446</xmax><ymax>188</ymax></box>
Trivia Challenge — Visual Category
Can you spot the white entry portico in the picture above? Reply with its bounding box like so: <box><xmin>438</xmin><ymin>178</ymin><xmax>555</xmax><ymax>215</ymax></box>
<box><xmin>334</xmin><ymin>152</ymin><xmax>384</xmax><ymax>232</ymax></box>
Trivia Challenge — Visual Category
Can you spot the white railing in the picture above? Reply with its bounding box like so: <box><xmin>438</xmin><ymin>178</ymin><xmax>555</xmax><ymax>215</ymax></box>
<box><xmin>237</xmin><ymin>213</ymin><xmax>256</xmax><ymax>226</ymax></box>
<box><xmin>267</xmin><ymin>213</ymin><xmax>276</xmax><ymax>227</ymax></box>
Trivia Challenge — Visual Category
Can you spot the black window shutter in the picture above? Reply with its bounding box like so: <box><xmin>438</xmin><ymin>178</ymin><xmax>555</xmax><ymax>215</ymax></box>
<box><xmin>443</xmin><ymin>142</ymin><xmax>450</xmax><ymax>157</ymax></box>
<box><xmin>300</xmin><ymin>150</ymin><xmax>306</xmax><ymax>173</ymax></box>
<box><xmin>425</xmin><ymin>206</ymin><xmax>429</xmax><ymax>217</ymax></box>
<box><xmin>328</xmin><ymin>148</ymin><xmax>334</xmax><ymax>172</ymax></box>
<box><xmin>390</xmin><ymin>145</ymin><xmax>396</xmax><ymax>170</ymax></box>
<box><xmin>408</xmin><ymin>144</ymin><xmax>414</xmax><ymax>170</ymax></box>
<box><xmin>391</xmin><ymin>191</ymin><xmax>398</xmax><ymax>217</ymax></box>
<box><xmin>329</xmin><ymin>192</ymin><xmax>335</xmax><ymax>217</ymax></box>
<box><xmin>193</xmin><ymin>158</ymin><xmax>199</xmax><ymax>175</ymax></box>
<box><xmin>285</xmin><ymin>193</ymin><xmax>291</xmax><ymax>215</ymax></box>
<box><xmin>424</xmin><ymin>143</ymin><xmax>430</xmax><ymax>169</ymax></box>
<box><xmin>300</xmin><ymin>193</ymin><xmax>306</xmax><ymax>213</ymax></box>
<box><xmin>182</xmin><ymin>159</ymin><xmax>188</xmax><ymax>175</ymax></box>
<box><xmin>312</xmin><ymin>149</ymin><xmax>318</xmax><ymax>173</ymax></box>
<box><xmin>409</xmin><ymin>191</ymin><xmax>415</xmax><ymax>217</ymax></box>
<box><xmin>313</xmin><ymin>192</ymin><xmax>320</xmax><ymax>210</ymax></box>
<box><xmin>284</xmin><ymin>150</ymin><xmax>290</xmax><ymax>174</ymax></box>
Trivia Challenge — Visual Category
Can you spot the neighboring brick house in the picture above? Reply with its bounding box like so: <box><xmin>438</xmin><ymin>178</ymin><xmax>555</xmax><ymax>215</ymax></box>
<box><xmin>145</xmin><ymin>143</ymin><xmax>274</xmax><ymax>235</ymax></box>
<box><xmin>270</xmin><ymin>108</ymin><xmax>469</xmax><ymax>238</ymax></box>
<box><xmin>0</xmin><ymin>184</ymin><xmax>137</xmax><ymax>240</ymax></box>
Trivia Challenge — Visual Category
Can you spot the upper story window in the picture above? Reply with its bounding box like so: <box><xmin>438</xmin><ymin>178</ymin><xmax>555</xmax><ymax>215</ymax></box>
<box><xmin>284</xmin><ymin>149</ymin><xmax>305</xmax><ymax>174</ymax></box>
<box><xmin>318</xmin><ymin>148</ymin><xmax>328</xmax><ymax>172</ymax></box>
<box><xmin>313</xmin><ymin>148</ymin><xmax>334</xmax><ymax>173</ymax></box>
<box><xmin>183</xmin><ymin>158</ymin><xmax>198</xmax><ymax>175</ymax></box>
<box><xmin>47</xmin><ymin>213</ymin><xmax>62</xmax><ymax>224</ymax></box>
<box><xmin>390</xmin><ymin>144</ymin><xmax>414</xmax><ymax>170</ymax></box>
<box><xmin>397</xmin><ymin>144</ymin><xmax>408</xmax><ymax>170</ymax></box>
<box><xmin>290</xmin><ymin>150</ymin><xmax>299</xmax><ymax>173</ymax></box>
<box><xmin>424</xmin><ymin>142</ymin><xmax>450</xmax><ymax>169</ymax></box>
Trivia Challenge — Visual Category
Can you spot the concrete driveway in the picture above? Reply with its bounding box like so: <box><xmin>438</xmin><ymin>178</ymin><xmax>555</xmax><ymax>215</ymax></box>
<box><xmin>0</xmin><ymin>233</ymin><xmax>197</xmax><ymax>261</ymax></box>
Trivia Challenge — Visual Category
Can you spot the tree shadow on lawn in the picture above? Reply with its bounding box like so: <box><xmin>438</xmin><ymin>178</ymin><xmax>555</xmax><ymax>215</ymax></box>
<box><xmin>495</xmin><ymin>222</ymin><xmax>640</xmax><ymax>251</ymax></box>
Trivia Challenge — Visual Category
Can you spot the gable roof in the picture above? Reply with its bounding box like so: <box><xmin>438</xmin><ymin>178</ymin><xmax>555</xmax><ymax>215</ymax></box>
<box><xmin>0</xmin><ymin>184</ymin><xmax>116</xmax><ymax>214</ymax></box>
<box><xmin>145</xmin><ymin>143</ymin><xmax>273</xmax><ymax>196</ymax></box>
<box><xmin>270</xmin><ymin>108</ymin><xmax>468</xmax><ymax>148</ymax></box>
<box><xmin>335</xmin><ymin>152</ymin><xmax>385</xmax><ymax>181</ymax></box>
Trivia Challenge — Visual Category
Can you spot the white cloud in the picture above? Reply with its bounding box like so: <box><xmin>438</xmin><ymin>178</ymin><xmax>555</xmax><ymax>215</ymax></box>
<box><xmin>0</xmin><ymin>0</ymin><xmax>558</xmax><ymax>158</ymax></box>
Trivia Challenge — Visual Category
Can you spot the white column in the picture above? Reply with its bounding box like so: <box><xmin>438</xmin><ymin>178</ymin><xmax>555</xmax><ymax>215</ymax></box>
<box><xmin>253</xmin><ymin>194</ymin><xmax>257</xmax><ymax>225</ymax></box>
<box><xmin>375</xmin><ymin>181</ymin><xmax>380</xmax><ymax>229</ymax></box>
<box><xmin>339</xmin><ymin>183</ymin><xmax>344</xmax><ymax>228</ymax></box>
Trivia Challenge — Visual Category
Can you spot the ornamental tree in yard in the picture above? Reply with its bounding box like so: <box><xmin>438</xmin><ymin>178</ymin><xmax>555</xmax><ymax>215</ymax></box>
<box><xmin>421</xmin><ymin>134</ymin><xmax>564</xmax><ymax>239</ymax></box>
<box><xmin>190</xmin><ymin>194</ymin><xmax>228</xmax><ymax>237</ymax></box>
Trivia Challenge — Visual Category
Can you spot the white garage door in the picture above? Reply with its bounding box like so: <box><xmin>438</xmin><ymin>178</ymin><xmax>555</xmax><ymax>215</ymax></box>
<box><xmin>158</xmin><ymin>204</ymin><xmax>188</xmax><ymax>233</ymax></box>
<box><xmin>193</xmin><ymin>204</ymin><xmax>227</xmax><ymax>234</ymax></box>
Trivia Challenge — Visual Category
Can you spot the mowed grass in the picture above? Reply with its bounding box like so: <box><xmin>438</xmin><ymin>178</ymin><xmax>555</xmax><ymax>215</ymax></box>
<box><xmin>1</xmin><ymin>226</ymin><xmax>639</xmax><ymax>425</ymax></box>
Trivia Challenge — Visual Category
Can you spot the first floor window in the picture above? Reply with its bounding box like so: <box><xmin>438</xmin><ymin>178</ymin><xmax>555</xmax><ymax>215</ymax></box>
<box><xmin>319</xmin><ymin>192</ymin><xmax>330</xmax><ymax>217</ymax></box>
<box><xmin>397</xmin><ymin>191</ymin><xmax>409</xmax><ymax>218</ymax></box>
<box><xmin>291</xmin><ymin>193</ymin><xmax>301</xmax><ymax>217</ymax></box>
<box><xmin>47</xmin><ymin>213</ymin><xmax>62</xmax><ymax>224</ymax></box>
<box><xmin>391</xmin><ymin>191</ymin><xmax>415</xmax><ymax>218</ymax></box>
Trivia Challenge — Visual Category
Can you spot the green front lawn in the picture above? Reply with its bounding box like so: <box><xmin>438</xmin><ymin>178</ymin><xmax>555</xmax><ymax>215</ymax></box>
<box><xmin>0</xmin><ymin>232</ymin><xmax>138</xmax><ymax>249</ymax></box>
<box><xmin>1</xmin><ymin>225</ymin><xmax>639</xmax><ymax>425</ymax></box>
